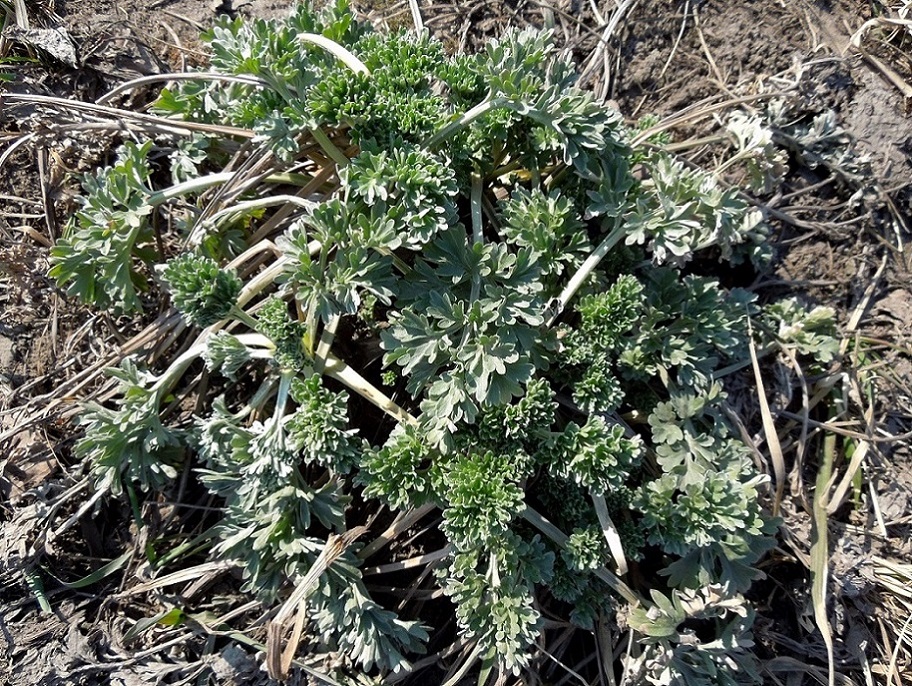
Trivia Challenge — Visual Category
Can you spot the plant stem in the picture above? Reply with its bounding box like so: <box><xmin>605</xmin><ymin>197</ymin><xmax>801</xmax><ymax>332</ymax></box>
<box><xmin>547</xmin><ymin>220</ymin><xmax>627</xmax><ymax>326</ymax></box>
<box><xmin>147</xmin><ymin>172</ymin><xmax>238</xmax><ymax>206</ymax></box>
<box><xmin>309</xmin><ymin>127</ymin><xmax>350</xmax><ymax>168</ymax></box>
<box><xmin>230</xmin><ymin>306</ymin><xmax>262</xmax><ymax>333</ymax></box>
<box><xmin>297</xmin><ymin>33</ymin><xmax>370</xmax><ymax>75</ymax></box>
<box><xmin>206</xmin><ymin>195</ymin><xmax>317</xmax><ymax>227</ymax></box>
<box><xmin>424</xmin><ymin>96</ymin><xmax>510</xmax><ymax>148</ymax></box>
<box><xmin>521</xmin><ymin>505</ymin><xmax>643</xmax><ymax>606</ymax></box>
<box><xmin>150</xmin><ymin>171</ymin><xmax>321</xmax><ymax>210</ymax></box>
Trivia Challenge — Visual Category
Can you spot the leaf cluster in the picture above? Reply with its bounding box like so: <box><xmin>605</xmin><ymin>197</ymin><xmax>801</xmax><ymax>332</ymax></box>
<box><xmin>49</xmin><ymin>141</ymin><xmax>157</xmax><ymax>313</ymax></box>
<box><xmin>159</xmin><ymin>252</ymin><xmax>243</xmax><ymax>328</ymax></box>
<box><xmin>627</xmin><ymin>585</ymin><xmax>763</xmax><ymax>686</ymax></box>
<box><xmin>75</xmin><ymin>358</ymin><xmax>181</xmax><ymax>496</ymax></box>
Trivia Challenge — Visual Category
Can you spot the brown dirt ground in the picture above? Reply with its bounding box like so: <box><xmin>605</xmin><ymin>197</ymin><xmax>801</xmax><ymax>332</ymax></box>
<box><xmin>1</xmin><ymin>1</ymin><xmax>911</xmax><ymax>684</ymax></box>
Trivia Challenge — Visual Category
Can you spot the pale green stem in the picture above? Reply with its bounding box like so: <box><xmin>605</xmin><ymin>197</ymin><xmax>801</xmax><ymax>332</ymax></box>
<box><xmin>297</xmin><ymin>33</ymin><xmax>370</xmax><ymax>75</ymax></box>
<box><xmin>811</xmin><ymin>432</ymin><xmax>836</xmax><ymax>686</ymax></box>
<box><xmin>225</xmin><ymin>237</ymin><xmax>316</xmax><ymax>316</ymax></box>
<box><xmin>237</xmin><ymin>257</ymin><xmax>292</xmax><ymax>308</ymax></box>
<box><xmin>150</xmin><ymin>341</ymin><xmax>208</xmax><ymax>401</ymax></box>
<box><xmin>272</xmin><ymin>372</ymin><xmax>294</xmax><ymax>424</ymax></box>
<box><xmin>232</xmin><ymin>332</ymin><xmax>418</xmax><ymax>427</ymax></box>
<box><xmin>424</xmin><ymin>96</ymin><xmax>510</xmax><ymax>148</ymax></box>
<box><xmin>714</xmin><ymin>149</ymin><xmax>752</xmax><ymax>176</ymax></box>
<box><xmin>230</xmin><ymin>306</ymin><xmax>262</xmax><ymax>333</ymax></box>
<box><xmin>322</xmin><ymin>353</ymin><xmax>418</xmax><ymax>427</ymax></box>
<box><xmin>309</xmin><ymin>126</ymin><xmax>350</xmax><ymax>168</ymax></box>
<box><xmin>265</xmin><ymin>171</ymin><xmax>318</xmax><ymax>187</ymax></box>
<box><xmin>147</xmin><ymin>172</ymin><xmax>238</xmax><ymax>206</ymax></box>
<box><xmin>313</xmin><ymin>314</ymin><xmax>339</xmax><ymax>376</ymax></box>
<box><xmin>592</xmin><ymin>492</ymin><xmax>628</xmax><ymax>576</ymax></box>
<box><xmin>150</xmin><ymin>171</ymin><xmax>320</xmax><ymax>209</ymax></box>
<box><xmin>488</xmin><ymin>159</ymin><xmax>525</xmax><ymax>181</ymax></box>
<box><xmin>96</xmin><ymin>72</ymin><xmax>269</xmax><ymax>106</ymax></box>
<box><xmin>547</xmin><ymin>220</ymin><xmax>627</xmax><ymax>327</ymax></box>
<box><xmin>205</xmin><ymin>195</ymin><xmax>317</xmax><ymax>227</ymax></box>
<box><xmin>470</xmin><ymin>172</ymin><xmax>484</xmax><ymax>246</ymax></box>
<box><xmin>521</xmin><ymin>505</ymin><xmax>643</xmax><ymax>606</ymax></box>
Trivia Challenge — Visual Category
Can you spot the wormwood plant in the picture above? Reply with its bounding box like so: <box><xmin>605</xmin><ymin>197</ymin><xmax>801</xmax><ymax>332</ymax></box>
<box><xmin>51</xmin><ymin>2</ymin><xmax>838</xmax><ymax>683</ymax></box>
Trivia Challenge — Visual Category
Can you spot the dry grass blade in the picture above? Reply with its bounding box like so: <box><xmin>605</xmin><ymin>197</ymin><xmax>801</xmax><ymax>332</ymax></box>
<box><xmin>866</xmin><ymin>553</ymin><xmax>912</xmax><ymax>681</ymax></box>
<box><xmin>779</xmin><ymin>346</ymin><xmax>811</xmax><ymax>508</ymax></box>
<box><xmin>844</xmin><ymin>255</ymin><xmax>887</xmax><ymax>344</ymax></box>
<box><xmin>630</xmin><ymin>92</ymin><xmax>790</xmax><ymax>148</ymax></box>
<box><xmin>539</xmin><ymin>647</ymin><xmax>589</xmax><ymax>686</ymax></box>
<box><xmin>594</xmin><ymin>616</ymin><xmax>617</xmax><ymax>686</ymax></box>
<box><xmin>692</xmin><ymin>3</ymin><xmax>730</xmax><ymax>94</ymax></box>
<box><xmin>323</xmin><ymin>351</ymin><xmax>419</xmax><ymax>426</ymax></box>
<box><xmin>47</xmin><ymin>485</ymin><xmax>107</xmax><ymax>544</ymax></box>
<box><xmin>358</xmin><ymin>502</ymin><xmax>436</xmax><ymax>560</ymax></box>
<box><xmin>95</xmin><ymin>72</ymin><xmax>270</xmax><ymax>106</ymax></box>
<box><xmin>824</xmin><ymin>428</ymin><xmax>869</xmax><ymax>515</ymax></box>
<box><xmin>657</xmin><ymin>0</ymin><xmax>690</xmax><ymax>82</ymax></box>
<box><xmin>118</xmin><ymin>561</ymin><xmax>233</xmax><ymax>597</ymax></box>
<box><xmin>313</xmin><ymin>313</ymin><xmax>340</xmax><ymax>376</ymax></box>
<box><xmin>811</xmin><ymin>432</ymin><xmax>837</xmax><ymax>686</ymax></box>
<box><xmin>765</xmin><ymin>656</ymin><xmax>857</xmax><ymax>685</ymax></box>
<box><xmin>592</xmin><ymin>492</ymin><xmax>628</xmax><ymax>575</ymax></box>
<box><xmin>362</xmin><ymin>546</ymin><xmax>451</xmax><ymax>576</ymax></box>
<box><xmin>748</xmin><ymin>336</ymin><xmax>786</xmax><ymax>517</ymax></box>
<box><xmin>2</xmin><ymin>93</ymin><xmax>256</xmax><ymax>138</ymax></box>
<box><xmin>886</xmin><ymin>612</ymin><xmax>912</xmax><ymax>686</ymax></box>
<box><xmin>868</xmin><ymin>557</ymin><xmax>912</xmax><ymax>602</ymax></box>
<box><xmin>440</xmin><ymin>643</ymin><xmax>485</xmax><ymax>686</ymax></box>
<box><xmin>820</xmin><ymin>255</ymin><xmax>881</xmax><ymax>513</ymax></box>
<box><xmin>408</xmin><ymin>0</ymin><xmax>423</xmax><ymax>32</ymax></box>
<box><xmin>266</xmin><ymin>526</ymin><xmax>368</xmax><ymax>680</ymax></box>
<box><xmin>576</xmin><ymin>0</ymin><xmax>638</xmax><ymax>86</ymax></box>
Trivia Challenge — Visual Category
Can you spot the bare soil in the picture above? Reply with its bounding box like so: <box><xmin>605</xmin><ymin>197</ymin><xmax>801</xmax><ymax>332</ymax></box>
<box><xmin>2</xmin><ymin>1</ymin><xmax>911</xmax><ymax>684</ymax></box>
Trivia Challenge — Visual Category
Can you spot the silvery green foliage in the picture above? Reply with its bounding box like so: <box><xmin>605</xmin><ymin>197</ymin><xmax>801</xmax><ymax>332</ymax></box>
<box><xmin>381</xmin><ymin>230</ymin><xmax>553</xmax><ymax>447</ymax></box>
<box><xmin>762</xmin><ymin>297</ymin><xmax>840</xmax><ymax>363</ymax></box>
<box><xmin>548</xmin><ymin>415</ymin><xmax>643</xmax><ymax>495</ymax></box>
<box><xmin>358</xmin><ymin>423</ymin><xmax>436</xmax><ymax>510</ymax></box>
<box><xmin>75</xmin><ymin>358</ymin><xmax>181</xmax><ymax>496</ymax></box>
<box><xmin>499</xmin><ymin>187</ymin><xmax>591</xmax><ymax>284</ymax></box>
<box><xmin>438</xmin><ymin>532</ymin><xmax>553</xmax><ymax>674</ymax></box>
<box><xmin>159</xmin><ymin>253</ymin><xmax>243</xmax><ymax>328</ymax></box>
<box><xmin>563</xmin><ymin>526</ymin><xmax>609</xmax><ymax>572</ymax></box>
<box><xmin>193</xmin><ymin>388</ymin><xmax>424</xmax><ymax>673</ymax></box>
<box><xmin>341</xmin><ymin>144</ymin><xmax>460</xmax><ymax>247</ymax></box>
<box><xmin>49</xmin><ymin>140</ymin><xmax>157</xmax><ymax>314</ymax></box>
<box><xmin>169</xmin><ymin>134</ymin><xmax>212</xmax><ymax>184</ymax></box>
<box><xmin>766</xmin><ymin>103</ymin><xmax>873</xmax><ymax>189</ymax></box>
<box><xmin>202</xmin><ymin>332</ymin><xmax>251</xmax><ymax>381</ymax></box>
<box><xmin>725</xmin><ymin>111</ymin><xmax>788</xmax><ymax>195</ymax></box>
<box><xmin>59</xmin><ymin>1</ymin><xmax>845</xmax><ymax>678</ymax></box>
<box><xmin>478</xmin><ymin>27</ymin><xmax>626</xmax><ymax>174</ymax></box>
<box><xmin>277</xmin><ymin>200</ymin><xmax>398</xmax><ymax>325</ymax></box>
<box><xmin>628</xmin><ymin>585</ymin><xmax>763</xmax><ymax>686</ymax></box>
<box><xmin>618</xmin><ymin>269</ymin><xmax>757</xmax><ymax>391</ymax></box>
<box><xmin>626</xmin><ymin>152</ymin><xmax>768</xmax><ymax>265</ymax></box>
